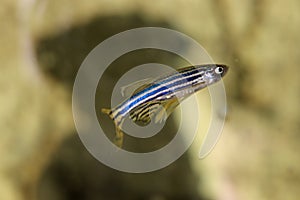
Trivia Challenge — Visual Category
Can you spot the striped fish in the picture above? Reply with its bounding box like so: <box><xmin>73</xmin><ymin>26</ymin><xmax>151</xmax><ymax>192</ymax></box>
<box><xmin>102</xmin><ymin>64</ymin><xmax>229</xmax><ymax>147</ymax></box>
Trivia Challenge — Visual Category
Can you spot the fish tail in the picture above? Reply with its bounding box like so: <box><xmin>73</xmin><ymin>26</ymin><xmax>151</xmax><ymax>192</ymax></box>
<box><xmin>101</xmin><ymin>108</ymin><xmax>124</xmax><ymax>148</ymax></box>
<box><xmin>101</xmin><ymin>108</ymin><xmax>113</xmax><ymax>119</ymax></box>
<box><xmin>114</xmin><ymin>126</ymin><xmax>124</xmax><ymax>148</ymax></box>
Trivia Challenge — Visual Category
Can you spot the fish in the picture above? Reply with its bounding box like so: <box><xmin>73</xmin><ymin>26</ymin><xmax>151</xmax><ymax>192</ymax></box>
<box><xmin>102</xmin><ymin>64</ymin><xmax>229</xmax><ymax>147</ymax></box>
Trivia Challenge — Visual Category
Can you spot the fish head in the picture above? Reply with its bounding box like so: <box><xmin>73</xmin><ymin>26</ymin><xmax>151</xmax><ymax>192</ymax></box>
<box><xmin>202</xmin><ymin>64</ymin><xmax>229</xmax><ymax>85</ymax></box>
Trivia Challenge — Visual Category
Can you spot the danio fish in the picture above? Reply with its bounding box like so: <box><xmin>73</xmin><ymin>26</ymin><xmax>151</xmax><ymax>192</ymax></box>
<box><xmin>102</xmin><ymin>64</ymin><xmax>229</xmax><ymax>147</ymax></box>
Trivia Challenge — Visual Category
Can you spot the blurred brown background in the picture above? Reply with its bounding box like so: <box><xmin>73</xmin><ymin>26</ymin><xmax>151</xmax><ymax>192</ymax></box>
<box><xmin>1</xmin><ymin>0</ymin><xmax>300</xmax><ymax>200</ymax></box>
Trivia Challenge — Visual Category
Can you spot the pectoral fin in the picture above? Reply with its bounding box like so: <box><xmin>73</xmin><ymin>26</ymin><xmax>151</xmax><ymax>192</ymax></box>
<box><xmin>153</xmin><ymin>98</ymin><xmax>181</xmax><ymax>123</ymax></box>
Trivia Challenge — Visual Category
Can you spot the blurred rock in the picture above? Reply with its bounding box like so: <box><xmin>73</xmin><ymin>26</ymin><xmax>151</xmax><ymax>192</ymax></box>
<box><xmin>1</xmin><ymin>0</ymin><xmax>300</xmax><ymax>200</ymax></box>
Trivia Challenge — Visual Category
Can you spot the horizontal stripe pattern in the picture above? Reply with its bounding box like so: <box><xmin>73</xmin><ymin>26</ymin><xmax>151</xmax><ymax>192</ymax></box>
<box><xmin>110</xmin><ymin>65</ymin><xmax>213</xmax><ymax>126</ymax></box>
<box><xmin>109</xmin><ymin>64</ymin><xmax>229</xmax><ymax>128</ymax></box>
<box><xmin>102</xmin><ymin>64</ymin><xmax>229</xmax><ymax>147</ymax></box>
<box><xmin>114</xmin><ymin>68</ymin><xmax>205</xmax><ymax>114</ymax></box>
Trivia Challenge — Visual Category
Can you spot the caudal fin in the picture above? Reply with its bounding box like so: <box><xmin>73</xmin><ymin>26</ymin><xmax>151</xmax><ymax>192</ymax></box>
<box><xmin>101</xmin><ymin>108</ymin><xmax>113</xmax><ymax>118</ymax></box>
<box><xmin>101</xmin><ymin>108</ymin><xmax>124</xmax><ymax>148</ymax></box>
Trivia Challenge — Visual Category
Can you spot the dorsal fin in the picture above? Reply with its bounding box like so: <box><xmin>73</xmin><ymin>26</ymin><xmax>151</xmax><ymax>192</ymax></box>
<box><xmin>120</xmin><ymin>78</ymin><xmax>153</xmax><ymax>97</ymax></box>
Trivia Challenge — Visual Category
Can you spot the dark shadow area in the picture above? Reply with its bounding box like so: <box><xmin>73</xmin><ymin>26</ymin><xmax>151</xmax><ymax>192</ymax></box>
<box><xmin>36</xmin><ymin>14</ymin><xmax>174</xmax><ymax>87</ymax></box>
<box><xmin>38</xmin><ymin>135</ymin><xmax>202</xmax><ymax>200</ymax></box>
<box><xmin>36</xmin><ymin>13</ymin><xmax>205</xmax><ymax>200</ymax></box>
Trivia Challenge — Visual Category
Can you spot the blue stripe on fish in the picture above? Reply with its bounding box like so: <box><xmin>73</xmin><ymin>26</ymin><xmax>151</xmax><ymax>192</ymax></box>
<box><xmin>101</xmin><ymin>64</ymin><xmax>229</xmax><ymax>147</ymax></box>
<box><xmin>114</xmin><ymin>70</ymin><xmax>204</xmax><ymax>117</ymax></box>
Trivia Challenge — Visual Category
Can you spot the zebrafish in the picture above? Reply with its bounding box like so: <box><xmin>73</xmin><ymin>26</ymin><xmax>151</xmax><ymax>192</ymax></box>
<box><xmin>102</xmin><ymin>64</ymin><xmax>229</xmax><ymax>147</ymax></box>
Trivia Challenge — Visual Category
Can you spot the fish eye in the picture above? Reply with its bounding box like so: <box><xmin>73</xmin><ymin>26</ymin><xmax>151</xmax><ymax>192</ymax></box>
<box><xmin>215</xmin><ymin>67</ymin><xmax>223</xmax><ymax>74</ymax></box>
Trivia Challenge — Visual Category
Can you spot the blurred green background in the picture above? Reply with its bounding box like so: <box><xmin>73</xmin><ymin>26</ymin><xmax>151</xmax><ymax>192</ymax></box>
<box><xmin>1</xmin><ymin>0</ymin><xmax>300</xmax><ymax>200</ymax></box>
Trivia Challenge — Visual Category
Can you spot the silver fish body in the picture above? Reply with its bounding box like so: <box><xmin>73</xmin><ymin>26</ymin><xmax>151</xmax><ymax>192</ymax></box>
<box><xmin>102</xmin><ymin>64</ymin><xmax>229</xmax><ymax>147</ymax></box>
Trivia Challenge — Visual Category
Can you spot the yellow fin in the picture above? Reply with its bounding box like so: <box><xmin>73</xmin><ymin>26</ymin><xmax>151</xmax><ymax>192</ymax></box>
<box><xmin>129</xmin><ymin>97</ymin><xmax>182</xmax><ymax>125</ymax></box>
<box><xmin>101</xmin><ymin>108</ymin><xmax>113</xmax><ymax>119</ymax></box>
<box><xmin>101</xmin><ymin>107</ymin><xmax>124</xmax><ymax>147</ymax></box>
<box><xmin>114</xmin><ymin>126</ymin><xmax>124</xmax><ymax>148</ymax></box>
<box><xmin>154</xmin><ymin>98</ymin><xmax>180</xmax><ymax>123</ymax></box>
